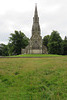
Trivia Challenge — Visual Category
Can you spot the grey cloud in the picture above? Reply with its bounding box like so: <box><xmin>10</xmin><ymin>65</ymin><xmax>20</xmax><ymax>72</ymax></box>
<box><xmin>0</xmin><ymin>0</ymin><xmax>67</xmax><ymax>44</ymax></box>
<box><xmin>0</xmin><ymin>11</ymin><xmax>33</xmax><ymax>44</ymax></box>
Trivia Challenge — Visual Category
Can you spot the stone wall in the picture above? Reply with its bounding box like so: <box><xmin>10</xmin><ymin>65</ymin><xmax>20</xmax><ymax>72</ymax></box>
<box><xmin>30</xmin><ymin>49</ymin><xmax>42</xmax><ymax>54</ymax></box>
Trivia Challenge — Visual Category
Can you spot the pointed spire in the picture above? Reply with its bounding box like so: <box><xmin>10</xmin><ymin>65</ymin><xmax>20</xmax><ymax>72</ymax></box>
<box><xmin>33</xmin><ymin>3</ymin><xmax>39</xmax><ymax>23</ymax></box>
<box><xmin>32</xmin><ymin>4</ymin><xmax>41</xmax><ymax>35</ymax></box>
<box><xmin>34</xmin><ymin>3</ymin><xmax>38</xmax><ymax>17</ymax></box>
<box><xmin>35</xmin><ymin>3</ymin><xmax>37</xmax><ymax>14</ymax></box>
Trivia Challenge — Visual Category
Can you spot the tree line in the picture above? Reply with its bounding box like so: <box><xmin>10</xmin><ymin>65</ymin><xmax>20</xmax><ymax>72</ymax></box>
<box><xmin>43</xmin><ymin>31</ymin><xmax>67</xmax><ymax>55</ymax></box>
<box><xmin>0</xmin><ymin>31</ymin><xmax>29</xmax><ymax>56</ymax></box>
<box><xmin>0</xmin><ymin>30</ymin><xmax>67</xmax><ymax>56</ymax></box>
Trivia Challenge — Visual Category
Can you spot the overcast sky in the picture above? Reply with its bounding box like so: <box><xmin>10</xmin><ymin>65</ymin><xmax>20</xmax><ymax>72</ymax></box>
<box><xmin>0</xmin><ymin>0</ymin><xmax>67</xmax><ymax>44</ymax></box>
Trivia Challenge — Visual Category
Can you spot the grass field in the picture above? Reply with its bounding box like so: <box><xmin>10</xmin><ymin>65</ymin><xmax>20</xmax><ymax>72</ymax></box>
<box><xmin>10</xmin><ymin>54</ymin><xmax>62</xmax><ymax>57</ymax></box>
<box><xmin>0</xmin><ymin>55</ymin><xmax>67</xmax><ymax>100</ymax></box>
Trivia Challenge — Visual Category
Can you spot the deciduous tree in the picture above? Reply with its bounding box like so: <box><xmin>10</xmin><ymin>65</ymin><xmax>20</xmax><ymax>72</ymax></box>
<box><xmin>62</xmin><ymin>36</ymin><xmax>67</xmax><ymax>55</ymax></box>
<box><xmin>48</xmin><ymin>31</ymin><xmax>62</xmax><ymax>54</ymax></box>
<box><xmin>43</xmin><ymin>35</ymin><xmax>50</xmax><ymax>49</ymax></box>
<box><xmin>0</xmin><ymin>44</ymin><xmax>9</xmax><ymax>56</ymax></box>
<box><xmin>9</xmin><ymin>31</ymin><xmax>29</xmax><ymax>55</ymax></box>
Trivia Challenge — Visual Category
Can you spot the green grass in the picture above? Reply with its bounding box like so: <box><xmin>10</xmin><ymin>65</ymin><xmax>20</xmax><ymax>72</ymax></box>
<box><xmin>0</xmin><ymin>56</ymin><xmax>67</xmax><ymax>100</ymax></box>
<box><xmin>10</xmin><ymin>54</ymin><xmax>62</xmax><ymax>57</ymax></box>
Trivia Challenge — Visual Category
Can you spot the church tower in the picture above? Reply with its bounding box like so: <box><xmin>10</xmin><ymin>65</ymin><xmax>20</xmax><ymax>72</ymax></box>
<box><xmin>29</xmin><ymin>4</ymin><xmax>42</xmax><ymax>54</ymax></box>
<box><xmin>32</xmin><ymin>4</ymin><xmax>41</xmax><ymax>36</ymax></box>
<box><xmin>22</xmin><ymin>4</ymin><xmax>48</xmax><ymax>54</ymax></box>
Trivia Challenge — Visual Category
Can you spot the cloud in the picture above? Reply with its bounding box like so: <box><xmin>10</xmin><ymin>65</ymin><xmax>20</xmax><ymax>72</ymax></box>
<box><xmin>0</xmin><ymin>0</ymin><xmax>67</xmax><ymax>44</ymax></box>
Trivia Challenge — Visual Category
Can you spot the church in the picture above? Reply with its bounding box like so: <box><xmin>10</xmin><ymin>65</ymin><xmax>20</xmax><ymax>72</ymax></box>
<box><xmin>22</xmin><ymin>4</ymin><xmax>48</xmax><ymax>54</ymax></box>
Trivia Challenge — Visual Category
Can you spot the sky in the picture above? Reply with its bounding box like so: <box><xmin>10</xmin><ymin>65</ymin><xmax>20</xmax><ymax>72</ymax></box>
<box><xmin>0</xmin><ymin>0</ymin><xmax>67</xmax><ymax>44</ymax></box>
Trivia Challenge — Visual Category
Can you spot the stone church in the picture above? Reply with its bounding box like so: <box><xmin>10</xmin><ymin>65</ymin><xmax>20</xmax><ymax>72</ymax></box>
<box><xmin>22</xmin><ymin>4</ymin><xmax>48</xmax><ymax>54</ymax></box>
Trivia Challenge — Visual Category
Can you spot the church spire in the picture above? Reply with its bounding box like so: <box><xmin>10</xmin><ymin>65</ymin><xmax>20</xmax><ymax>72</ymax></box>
<box><xmin>34</xmin><ymin>3</ymin><xmax>39</xmax><ymax>23</ymax></box>
<box><xmin>32</xmin><ymin>4</ymin><xmax>41</xmax><ymax>35</ymax></box>
<box><xmin>34</xmin><ymin>3</ymin><xmax>38</xmax><ymax>17</ymax></box>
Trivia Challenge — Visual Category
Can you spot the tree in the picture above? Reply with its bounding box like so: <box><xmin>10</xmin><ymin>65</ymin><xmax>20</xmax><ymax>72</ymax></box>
<box><xmin>9</xmin><ymin>30</ymin><xmax>29</xmax><ymax>55</ymax></box>
<box><xmin>8</xmin><ymin>43</ymin><xmax>14</xmax><ymax>56</ymax></box>
<box><xmin>62</xmin><ymin>36</ymin><xmax>67</xmax><ymax>55</ymax></box>
<box><xmin>48</xmin><ymin>31</ymin><xmax>62</xmax><ymax>54</ymax></box>
<box><xmin>64</xmin><ymin>36</ymin><xmax>67</xmax><ymax>40</ymax></box>
<box><xmin>43</xmin><ymin>35</ymin><xmax>50</xmax><ymax>49</ymax></box>
<box><xmin>0</xmin><ymin>44</ymin><xmax>9</xmax><ymax>56</ymax></box>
